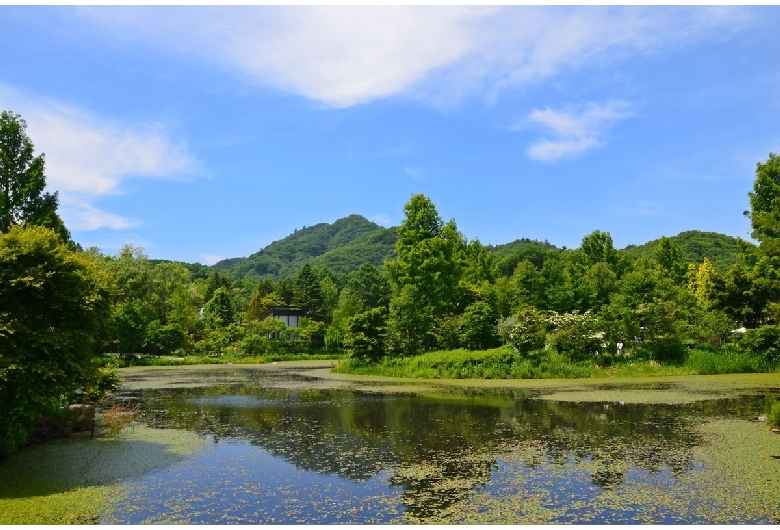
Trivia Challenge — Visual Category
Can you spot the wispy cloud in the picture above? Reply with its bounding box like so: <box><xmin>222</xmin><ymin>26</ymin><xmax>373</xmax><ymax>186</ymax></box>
<box><xmin>404</xmin><ymin>166</ymin><xmax>426</xmax><ymax>179</ymax></box>
<box><xmin>61</xmin><ymin>199</ymin><xmax>141</xmax><ymax>231</ymax></box>
<box><xmin>0</xmin><ymin>84</ymin><xmax>199</xmax><ymax>230</ymax></box>
<box><xmin>372</xmin><ymin>214</ymin><xmax>391</xmax><ymax>226</ymax></box>
<box><xmin>76</xmin><ymin>6</ymin><xmax>746</xmax><ymax>109</ymax></box>
<box><xmin>200</xmin><ymin>253</ymin><xmax>225</xmax><ymax>265</ymax></box>
<box><xmin>617</xmin><ymin>201</ymin><xmax>673</xmax><ymax>218</ymax></box>
<box><xmin>526</xmin><ymin>101</ymin><xmax>633</xmax><ymax>162</ymax></box>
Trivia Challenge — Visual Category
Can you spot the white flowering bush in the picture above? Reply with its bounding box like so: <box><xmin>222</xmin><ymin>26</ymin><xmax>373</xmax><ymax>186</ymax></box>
<box><xmin>497</xmin><ymin>307</ymin><xmax>546</xmax><ymax>355</ymax></box>
<box><xmin>547</xmin><ymin>310</ymin><xmax>605</xmax><ymax>361</ymax></box>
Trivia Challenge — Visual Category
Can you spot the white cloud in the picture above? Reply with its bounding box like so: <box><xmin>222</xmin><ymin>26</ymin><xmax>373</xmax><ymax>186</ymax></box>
<box><xmin>60</xmin><ymin>198</ymin><xmax>141</xmax><ymax>231</ymax></box>
<box><xmin>0</xmin><ymin>85</ymin><xmax>198</xmax><ymax>230</ymax></box>
<box><xmin>200</xmin><ymin>253</ymin><xmax>225</xmax><ymax>265</ymax></box>
<box><xmin>76</xmin><ymin>6</ymin><xmax>745</xmax><ymax>109</ymax></box>
<box><xmin>372</xmin><ymin>214</ymin><xmax>391</xmax><ymax>227</ymax></box>
<box><xmin>526</xmin><ymin>101</ymin><xmax>633</xmax><ymax>162</ymax></box>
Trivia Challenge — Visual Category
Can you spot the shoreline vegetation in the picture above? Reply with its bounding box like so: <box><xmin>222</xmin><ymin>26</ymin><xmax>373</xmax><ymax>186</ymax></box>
<box><xmin>102</xmin><ymin>342</ymin><xmax>779</xmax><ymax>380</ymax></box>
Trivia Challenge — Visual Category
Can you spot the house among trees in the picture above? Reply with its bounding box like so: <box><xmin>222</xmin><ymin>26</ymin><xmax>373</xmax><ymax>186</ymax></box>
<box><xmin>264</xmin><ymin>306</ymin><xmax>307</xmax><ymax>328</ymax></box>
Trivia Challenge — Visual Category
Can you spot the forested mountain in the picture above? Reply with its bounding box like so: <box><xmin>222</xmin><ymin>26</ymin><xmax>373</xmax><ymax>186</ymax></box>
<box><xmin>214</xmin><ymin>215</ymin><xmax>745</xmax><ymax>281</ymax></box>
<box><xmin>214</xmin><ymin>215</ymin><xmax>398</xmax><ymax>279</ymax></box>
<box><xmin>620</xmin><ymin>230</ymin><xmax>745</xmax><ymax>273</ymax></box>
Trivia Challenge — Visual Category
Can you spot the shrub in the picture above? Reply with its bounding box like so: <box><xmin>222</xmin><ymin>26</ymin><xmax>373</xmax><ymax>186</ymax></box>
<box><xmin>498</xmin><ymin>307</ymin><xmax>546</xmax><ymax>355</ymax></box>
<box><xmin>742</xmin><ymin>325</ymin><xmax>780</xmax><ymax>363</ymax></box>
<box><xmin>763</xmin><ymin>394</ymin><xmax>780</xmax><ymax>428</ymax></box>
<box><xmin>459</xmin><ymin>301</ymin><xmax>499</xmax><ymax>350</ymax></box>
<box><xmin>546</xmin><ymin>310</ymin><xmax>604</xmax><ymax>361</ymax></box>
<box><xmin>345</xmin><ymin>307</ymin><xmax>387</xmax><ymax>363</ymax></box>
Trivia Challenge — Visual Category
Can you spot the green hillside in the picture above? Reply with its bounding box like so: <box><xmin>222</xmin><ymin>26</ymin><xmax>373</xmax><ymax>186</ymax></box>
<box><xmin>213</xmin><ymin>215</ymin><xmax>398</xmax><ymax>279</ymax></box>
<box><xmin>620</xmin><ymin>230</ymin><xmax>746</xmax><ymax>273</ymax></box>
<box><xmin>213</xmin><ymin>216</ymin><xmax>747</xmax><ymax>281</ymax></box>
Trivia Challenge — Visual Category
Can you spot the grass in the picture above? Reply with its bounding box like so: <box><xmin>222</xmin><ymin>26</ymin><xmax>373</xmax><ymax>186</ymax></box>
<box><xmin>96</xmin><ymin>352</ymin><xmax>343</xmax><ymax>368</ymax></box>
<box><xmin>334</xmin><ymin>346</ymin><xmax>779</xmax><ymax>381</ymax></box>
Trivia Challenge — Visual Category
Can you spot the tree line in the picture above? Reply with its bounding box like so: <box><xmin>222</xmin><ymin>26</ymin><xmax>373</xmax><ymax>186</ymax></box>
<box><xmin>3</xmin><ymin>108</ymin><xmax>780</xmax><ymax>455</ymax></box>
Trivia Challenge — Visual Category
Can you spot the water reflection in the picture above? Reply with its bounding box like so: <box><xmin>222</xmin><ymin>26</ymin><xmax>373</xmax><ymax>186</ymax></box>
<box><xmin>112</xmin><ymin>369</ymin><xmax>770</xmax><ymax>524</ymax></box>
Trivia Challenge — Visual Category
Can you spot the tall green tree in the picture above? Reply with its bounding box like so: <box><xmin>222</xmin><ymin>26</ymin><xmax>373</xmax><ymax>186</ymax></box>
<box><xmin>655</xmin><ymin>236</ymin><xmax>687</xmax><ymax>284</ymax></box>
<box><xmin>580</xmin><ymin>230</ymin><xmax>618</xmax><ymax>270</ymax></box>
<box><xmin>294</xmin><ymin>263</ymin><xmax>324</xmax><ymax>319</ymax></box>
<box><xmin>386</xmin><ymin>194</ymin><xmax>464</xmax><ymax>354</ymax></box>
<box><xmin>747</xmin><ymin>152</ymin><xmax>780</xmax><ymax>257</ymax></box>
<box><xmin>0</xmin><ymin>111</ymin><xmax>69</xmax><ymax>241</ymax></box>
<box><xmin>346</xmin><ymin>263</ymin><xmax>391</xmax><ymax>311</ymax></box>
<box><xmin>203</xmin><ymin>286</ymin><xmax>235</xmax><ymax>327</ymax></box>
<box><xmin>0</xmin><ymin>226</ymin><xmax>111</xmax><ymax>455</ymax></box>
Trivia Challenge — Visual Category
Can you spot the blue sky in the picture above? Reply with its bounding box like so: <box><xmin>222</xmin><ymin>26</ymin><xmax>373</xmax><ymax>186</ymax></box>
<box><xmin>2</xmin><ymin>6</ymin><xmax>779</xmax><ymax>264</ymax></box>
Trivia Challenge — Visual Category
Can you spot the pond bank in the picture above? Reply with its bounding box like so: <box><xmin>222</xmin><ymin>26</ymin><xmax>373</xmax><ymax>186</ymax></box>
<box><xmin>120</xmin><ymin>361</ymin><xmax>780</xmax><ymax>403</ymax></box>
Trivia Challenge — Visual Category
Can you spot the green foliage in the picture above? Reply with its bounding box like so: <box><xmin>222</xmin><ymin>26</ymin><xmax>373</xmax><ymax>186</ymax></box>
<box><xmin>213</xmin><ymin>214</ymin><xmax>397</xmax><ymax>279</ymax></box>
<box><xmin>491</xmin><ymin>238</ymin><xmax>558</xmax><ymax>277</ymax></box>
<box><xmin>203</xmin><ymin>286</ymin><xmax>235</xmax><ymax>327</ymax></box>
<box><xmin>547</xmin><ymin>310</ymin><xmax>605</xmax><ymax>361</ymax></box>
<box><xmin>345</xmin><ymin>307</ymin><xmax>387</xmax><ymax>363</ymax></box>
<box><xmin>245</xmin><ymin>291</ymin><xmax>284</xmax><ymax>324</ymax></box>
<box><xmin>747</xmin><ymin>152</ymin><xmax>780</xmax><ymax>257</ymax></box>
<box><xmin>580</xmin><ymin>230</ymin><xmax>618</xmax><ymax>270</ymax></box>
<box><xmin>143</xmin><ymin>321</ymin><xmax>188</xmax><ymax>355</ymax></box>
<box><xmin>654</xmin><ymin>236</ymin><xmax>687</xmax><ymax>284</ymax></box>
<box><xmin>683</xmin><ymin>347</ymin><xmax>764</xmax><ymax>375</ymax></box>
<box><xmin>459</xmin><ymin>301</ymin><xmax>499</xmax><ymax>350</ymax></box>
<box><xmin>293</xmin><ymin>263</ymin><xmax>323</xmax><ymax>319</ymax></box>
<box><xmin>765</xmin><ymin>395</ymin><xmax>780</xmax><ymax>427</ymax></box>
<box><xmin>741</xmin><ymin>325</ymin><xmax>780</xmax><ymax>363</ymax></box>
<box><xmin>386</xmin><ymin>195</ymin><xmax>464</xmax><ymax>355</ymax></box>
<box><xmin>346</xmin><ymin>263</ymin><xmax>391</xmax><ymax>310</ymax></box>
<box><xmin>621</xmin><ymin>230</ymin><xmax>741</xmax><ymax>275</ymax></box>
<box><xmin>585</xmin><ymin>261</ymin><xmax>618</xmax><ymax>306</ymax></box>
<box><xmin>295</xmin><ymin>317</ymin><xmax>326</xmax><ymax>351</ymax></box>
<box><xmin>111</xmin><ymin>302</ymin><xmax>148</xmax><ymax>355</ymax></box>
<box><xmin>0</xmin><ymin>225</ymin><xmax>111</xmax><ymax>456</ymax></box>
<box><xmin>78</xmin><ymin>361</ymin><xmax>122</xmax><ymax>403</ymax></box>
<box><xmin>497</xmin><ymin>307</ymin><xmax>546</xmax><ymax>355</ymax></box>
<box><xmin>687</xmin><ymin>310</ymin><xmax>733</xmax><ymax>347</ymax></box>
<box><xmin>0</xmin><ymin>110</ymin><xmax>69</xmax><ymax>241</ymax></box>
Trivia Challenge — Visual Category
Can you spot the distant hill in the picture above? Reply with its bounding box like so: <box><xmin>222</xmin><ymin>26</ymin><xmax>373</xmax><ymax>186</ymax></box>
<box><xmin>620</xmin><ymin>230</ymin><xmax>745</xmax><ymax>273</ymax></box>
<box><xmin>486</xmin><ymin>238</ymin><xmax>561</xmax><ymax>275</ymax></box>
<box><xmin>213</xmin><ymin>215</ymin><xmax>398</xmax><ymax>279</ymax></box>
<box><xmin>213</xmin><ymin>216</ymin><xmax>746</xmax><ymax>281</ymax></box>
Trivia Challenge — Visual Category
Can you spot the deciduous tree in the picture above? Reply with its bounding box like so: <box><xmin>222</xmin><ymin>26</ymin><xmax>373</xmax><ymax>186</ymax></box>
<box><xmin>0</xmin><ymin>226</ymin><xmax>111</xmax><ymax>455</ymax></box>
<box><xmin>0</xmin><ymin>111</ymin><xmax>69</xmax><ymax>241</ymax></box>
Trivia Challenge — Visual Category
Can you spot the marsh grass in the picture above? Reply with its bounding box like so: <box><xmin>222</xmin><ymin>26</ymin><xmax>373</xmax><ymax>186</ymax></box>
<box><xmin>336</xmin><ymin>346</ymin><xmax>779</xmax><ymax>380</ymax></box>
<box><xmin>683</xmin><ymin>347</ymin><xmax>767</xmax><ymax>374</ymax></box>
<box><xmin>765</xmin><ymin>395</ymin><xmax>780</xmax><ymax>427</ymax></box>
<box><xmin>98</xmin><ymin>352</ymin><xmax>343</xmax><ymax>368</ymax></box>
<box><xmin>98</xmin><ymin>403</ymin><xmax>140</xmax><ymax>436</ymax></box>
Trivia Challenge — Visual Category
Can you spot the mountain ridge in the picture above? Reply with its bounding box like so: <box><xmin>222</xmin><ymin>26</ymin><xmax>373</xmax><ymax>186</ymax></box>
<box><xmin>214</xmin><ymin>214</ymin><xmax>747</xmax><ymax>279</ymax></box>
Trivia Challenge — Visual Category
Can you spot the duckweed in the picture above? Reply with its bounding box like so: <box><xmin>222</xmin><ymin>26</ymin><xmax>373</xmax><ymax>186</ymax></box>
<box><xmin>0</xmin><ymin>426</ymin><xmax>204</xmax><ymax>524</ymax></box>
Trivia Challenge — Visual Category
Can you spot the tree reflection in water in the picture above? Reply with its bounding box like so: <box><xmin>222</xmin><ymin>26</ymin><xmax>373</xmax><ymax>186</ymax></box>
<box><xmin>125</xmin><ymin>367</ymin><xmax>771</xmax><ymax>524</ymax></box>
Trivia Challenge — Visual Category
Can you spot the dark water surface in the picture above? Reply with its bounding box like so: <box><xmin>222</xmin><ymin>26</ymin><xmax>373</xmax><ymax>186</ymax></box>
<box><xmin>104</xmin><ymin>367</ymin><xmax>778</xmax><ymax>524</ymax></box>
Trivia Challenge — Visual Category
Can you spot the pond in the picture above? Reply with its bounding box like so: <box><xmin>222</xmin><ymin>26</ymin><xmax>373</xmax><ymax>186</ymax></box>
<box><xmin>101</xmin><ymin>365</ymin><xmax>780</xmax><ymax>524</ymax></box>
